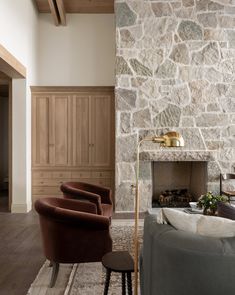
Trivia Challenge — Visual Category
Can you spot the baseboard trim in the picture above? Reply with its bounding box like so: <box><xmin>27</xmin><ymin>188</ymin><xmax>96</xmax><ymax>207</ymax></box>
<box><xmin>11</xmin><ymin>202</ymin><xmax>32</xmax><ymax>213</ymax></box>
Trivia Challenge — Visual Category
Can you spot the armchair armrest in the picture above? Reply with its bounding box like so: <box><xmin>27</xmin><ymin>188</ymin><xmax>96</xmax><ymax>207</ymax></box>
<box><xmin>54</xmin><ymin>197</ymin><xmax>97</xmax><ymax>214</ymax></box>
<box><xmin>55</xmin><ymin>207</ymin><xmax>110</xmax><ymax>230</ymax></box>
<box><xmin>77</xmin><ymin>182</ymin><xmax>113</xmax><ymax>205</ymax></box>
<box><xmin>61</xmin><ymin>184</ymin><xmax>103</xmax><ymax>215</ymax></box>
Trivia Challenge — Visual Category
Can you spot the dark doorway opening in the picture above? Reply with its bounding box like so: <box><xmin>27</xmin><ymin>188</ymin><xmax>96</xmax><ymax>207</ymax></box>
<box><xmin>0</xmin><ymin>73</ymin><xmax>10</xmax><ymax>212</ymax></box>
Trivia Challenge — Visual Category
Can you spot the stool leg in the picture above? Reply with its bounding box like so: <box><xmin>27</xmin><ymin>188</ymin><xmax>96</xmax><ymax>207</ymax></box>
<box><xmin>122</xmin><ymin>272</ymin><xmax>126</xmax><ymax>295</ymax></box>
<box><xmin>127</xmin><ymin>272</ymin><xmax>132</xmax><ymax>295</ymax></box>
<box><xmin>104</xmin><ymin>269</ymin><xmax>111</xmax><ymax>295</ymax></box>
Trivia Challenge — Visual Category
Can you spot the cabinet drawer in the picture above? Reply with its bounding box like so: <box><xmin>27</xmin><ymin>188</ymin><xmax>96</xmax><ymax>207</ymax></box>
<box><xmin>71</xmin><ymin>171</ymin><xmax>91</xmax><ymax>178</ymax></box>
<box><xmin>91</xmin><ymin>178</ymin><xmax>111</xmax><ymax>187</ymax></box>
<box><xmin>92</xmin><ymin>171</ymin><xmax>111</xmax><ymax>178</ymax></box>
<box><xmin>52</xmin><ymin>171</ymin><xmax>71</xmax><ymax>179</ymax></box>
<box><xmin>33</xmin><ymin>186</ymin><xmax>61</xmax><ymax>195</ymax></box>
<box><xmin>33</xmin><ymin>171</ymin><xmax>52</xmax><ymax>179</ymax></box>
<box><xmin>33</xmin><ymin>179</ymin><xmax>67</xmax><ymax>186</ymax></box>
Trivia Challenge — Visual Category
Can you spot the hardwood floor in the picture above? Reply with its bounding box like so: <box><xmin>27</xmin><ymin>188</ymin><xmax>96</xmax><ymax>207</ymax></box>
<box><xmin>0</xmin><ymin>211</ymin><xmax>44</xmax><ymax>295</ymax></box>
<box><xmin>0</xmin><ymin>209</ymin><xmax>143</xmax><ymax>295</ymax></box>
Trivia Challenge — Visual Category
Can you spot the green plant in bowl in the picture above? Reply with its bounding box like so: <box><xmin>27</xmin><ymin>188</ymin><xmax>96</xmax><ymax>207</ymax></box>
<box><xmin>197</xmin><ymin>192</ymin><xmax>228</xmax><ymax>215</ymax></box>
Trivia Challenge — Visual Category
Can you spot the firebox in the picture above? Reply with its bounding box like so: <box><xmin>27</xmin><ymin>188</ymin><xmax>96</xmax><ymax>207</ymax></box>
<box><xmin>152</xmin><ymin>161</ymin><xmax>208</xmax><ymax>208</ymax></box>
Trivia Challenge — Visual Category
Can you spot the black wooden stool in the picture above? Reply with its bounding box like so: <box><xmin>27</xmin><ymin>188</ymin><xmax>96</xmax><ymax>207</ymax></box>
<box><xmin>102</xmin><ymin>251</ymin><xmax>134</xmax><ymax>295</ymax></box>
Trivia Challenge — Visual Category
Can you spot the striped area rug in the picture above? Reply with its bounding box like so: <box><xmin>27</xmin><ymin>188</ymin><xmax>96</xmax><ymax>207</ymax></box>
<box><xmin>27</xmin><ymin>220</ymin><xmax>143</xmax><ymax>295</ymax></box>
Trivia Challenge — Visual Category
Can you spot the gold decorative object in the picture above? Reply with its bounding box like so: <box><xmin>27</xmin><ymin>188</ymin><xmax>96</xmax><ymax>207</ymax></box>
<box><xmin>134</xmin><ymin>131</ymin><xmax>184</xmax><ymax>295</ymax></box>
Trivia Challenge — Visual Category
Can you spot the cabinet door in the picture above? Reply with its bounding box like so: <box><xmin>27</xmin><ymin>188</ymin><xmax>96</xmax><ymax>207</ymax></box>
<box><xmin>90</xmin><ymin>94</ymin><xmax>113</xmax><ymax>167</ymax></box>
<box><xmin>50</xmin><ymin>95</ymin><xmax>72</xmax><ymax>166</ymax></box>
<box><xmin>32</xmin><ymin>95</ymin><xmax>51</xmax><ymax>166</ymax></box>
<box><xmin>72</xmin><ymin>95</ymin><xmax>90</xmax><ymax>166</ymax></box>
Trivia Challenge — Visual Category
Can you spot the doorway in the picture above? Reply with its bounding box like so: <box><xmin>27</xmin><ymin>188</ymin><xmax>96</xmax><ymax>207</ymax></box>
<box><xmin>0</xmin><ymin>72</ymin><xmax>11</xmax><ymax>212</ymax></box>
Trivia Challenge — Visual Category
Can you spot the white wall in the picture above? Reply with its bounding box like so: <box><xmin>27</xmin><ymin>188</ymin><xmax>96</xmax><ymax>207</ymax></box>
<box><xmin>38</xmin><ymin>14</ymin><xmax>115</xmax><ymax>86</ymax></box>
<box><xmin>0</xmin><ymin>0</ymin><xmax>39</xmax><ymax>212</ymax></box>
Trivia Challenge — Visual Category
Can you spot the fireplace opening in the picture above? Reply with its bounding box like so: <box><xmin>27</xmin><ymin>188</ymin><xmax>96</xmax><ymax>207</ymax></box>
<box><xmin>152</xmin><ymin>161</ymin><xmax>208</xmax><ymax>208</ymax></box>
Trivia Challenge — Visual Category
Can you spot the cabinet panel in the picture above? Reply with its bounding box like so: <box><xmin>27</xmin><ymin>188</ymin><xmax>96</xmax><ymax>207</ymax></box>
<box><xmin>33</xmin><ymin>171</ymin><xmax>52</xmax><ymax>179</ymax></box>
<box><xmin>91</xmin><ymin>95</ymin><xmax>112</xmax><ymax>167</ymax></box>
<box><xmin>33</xmin><ymin>179</ymin><xmax>68</xmax><ymax>186</ymax></box>
<box><xmin>73</xmin><ymin>95</ymin><xmax>90</xmax><ymax>166</ymax></box>
<box><xmin>92</xmin><ymin>171</ymin><xmax>111</xmax><ymax>178</ymax></box>
<box><xmin>52</xmin><ymin>171</ymin><xmax>71</xmax><ymax>179</ymax></box>
<box><xmin>52</xmin><ymin>95</ymin><xmax>72</xmax><ymax>166</ymax></box>
<box><xmin>71</xmin><ymin>171</ymin><xmax>91</xmax><ymax>178</ymax></box>
<box><xmin>32</xmin><ymin>95</ymin><xmax>50</xmax><ymax>165</ymax></box>
<box><xmin>33</xmin><ymin>186</ymin><xmax>61</xmax><ymax>195</ymax></box>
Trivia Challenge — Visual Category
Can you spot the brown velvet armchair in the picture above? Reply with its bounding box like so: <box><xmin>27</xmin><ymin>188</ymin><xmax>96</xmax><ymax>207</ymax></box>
<box><xmin>35</xmin><ymin>197</ymin><xmax>112</xmax><ymax>288</ymax></box>
<box><xmin>60</xmin><ymin>182</ymin><xmax>113</xmax><ymax>219</ymax></box>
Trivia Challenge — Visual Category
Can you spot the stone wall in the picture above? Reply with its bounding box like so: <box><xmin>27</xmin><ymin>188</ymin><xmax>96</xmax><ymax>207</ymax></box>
<box><xmin>115</xmin><ymin>0</ymin><xmax>235</xmax><ymax>211</ymax></box>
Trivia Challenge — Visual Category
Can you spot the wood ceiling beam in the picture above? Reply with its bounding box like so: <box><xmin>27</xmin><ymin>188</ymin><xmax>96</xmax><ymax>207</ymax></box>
<box><xmin>0</xmin><ymin>44</ymin><xmax>26</xmax><ymax>78</ymax></box>
<box><xmin>56</xmin><ymin>0</ymin><xmax>66</xmax><ymax>26</ymax></box>
<box><xmin>48</xmin><ymin>0</ymin><xmax>60</xmax><ymax>26</ymax></box>
<box><xmin>36</xmin><ymin>0</ymin><xmax>114</xmax><ymax>14</ymax></box>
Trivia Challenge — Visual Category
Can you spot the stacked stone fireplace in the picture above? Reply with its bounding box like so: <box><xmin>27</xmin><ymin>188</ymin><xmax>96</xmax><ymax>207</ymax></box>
<box><xmin>115</xmin><ymin>0</ymin><xmax>235</xmax><ymax>212</ymax></box>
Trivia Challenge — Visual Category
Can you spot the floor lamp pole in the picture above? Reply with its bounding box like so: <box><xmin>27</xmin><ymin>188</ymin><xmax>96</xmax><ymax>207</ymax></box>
<box><xmin>133</xmin><ymin>132</ymin><xmax>184</xmax><ymax>295</ymax></box>
<box><xmin>134</xmin><ymin>139</ymin><xmax>141</xmax><ymax>295</ymax></box>
<box><xmin>134</xmin><ymin>137</ymin><xmax>161</xmax><ymax>295</ymax></box>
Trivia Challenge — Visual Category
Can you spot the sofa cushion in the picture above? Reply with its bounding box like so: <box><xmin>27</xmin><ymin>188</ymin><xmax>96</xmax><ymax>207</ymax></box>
<box><xmin>161</xmin><ymin>208</ymin><xmax>235</xmax><ymax>238</ymax></box>
<box><xmin>217</xmin><ymin>201</ymin><xmax>235</xmax><ymax>220</ymax></box>
<box><xmin>161</xmin><ymin>208</ymin><xmax>201</xmax><ymax>234</ymax></box>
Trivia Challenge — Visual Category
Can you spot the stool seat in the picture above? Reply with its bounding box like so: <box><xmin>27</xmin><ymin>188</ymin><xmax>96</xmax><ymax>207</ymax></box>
<box><xmin>102</xmin><ymin>251</ymin><xmax>134</xmax><ymax>273</ymax></box>
<box><xmin>102</xmin><ymin>251</ymin><xmax>134</xmax><ymax>295</ymax></box>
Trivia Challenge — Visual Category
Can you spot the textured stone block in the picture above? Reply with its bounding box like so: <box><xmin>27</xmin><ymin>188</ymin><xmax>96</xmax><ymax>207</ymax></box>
<box><xmin>182</xmin><ymin>0</ymin><xmax>195</xmax><ymax>8</ymax></box>
<box><xmin>197</xmin><ymin>13</ymin><xmax>217</xmax><ymax>28</ymax></box>
<box><xmin>116</xmin><ymin>56</ymin><xmax>132</xmax><ymax>75</ymax></box>
<box><xmin>171</xmin><ymin>84</ymin><xmax>191</xmax><ymax>107</ymax></box>
<box><xmin>196</xmin><ymin>114</ymin><xmax>229</xmax><ymax>127</ymax></box>
<box><xmin>178</xmin><ymin>20</ymin><xmax>203</xmax><ymax>40</ymax></box>
<box><xmin>116</xmin><ymin>2</ymin><xmax>137</xmax><ymax>28</ymax></box>
<box><xmin>181</xmin><ymin>116</ymin><xmax>195</xmax><ymax>127</ymax></box>
<box><xmin>117</xmin><ymin>162</ymin><xmax>135</xmax><ymax>184</ymax></box>
<box><xmin>120</xmin><ymin>112</ymin><xmax>132</xmax><ymax>134</ymax></box>
<box><xmin>115</xmin><ymin>182</ymin><xmax>134</xmax><ymax>211</ymax></box>
<box><xmin>133</xmin><ymin>108</ymin><xmax>152</xmax><ymax>128</ymax></box>
<box><xmin>116</xmin><ymin>88</ymin><xmax>137</xmax><ymax>111</ymax></box>
<box><xmin>116</xmin><ymin>134</ymin><xmax>137</xmax><ymax>162</ymax></box>
<box><xmin>192</xmin><ymin>42</ymin><xmax>220</xmax><ymax>65</ymax></box>
<box><xmin>155</xmin><ymin>60</ymin><xmax>177</xmax><ymax>79</ymax></box>
<box><xmin>170</xmin><ymin>43</ymin><xmax>190</xmax><ymax>64</ymax></box>
<box><xmin>151</xmin><ymin>3</ymin><xmax>172</xmax><ymax>17</ymax></box>
<box><xmin>120</xmin><ymin>29</ymin><xmax>135</xmax><ymax>48</ymax></box>
<box><xmin>130</xmin><ymin>58</ymin><xmax>152</xmax><ymax>77</ymax></box>
<box><xmin>154</xmin><ymin>104</ymin><xmax>181</xmax><ymax>127</ymax></box>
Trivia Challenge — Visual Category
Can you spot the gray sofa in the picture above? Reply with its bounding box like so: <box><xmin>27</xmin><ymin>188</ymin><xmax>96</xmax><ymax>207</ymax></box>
<box><xmin>140</xmin><ymin>214</ymin><xmax>235</xmax><ymax>295</ymax></box>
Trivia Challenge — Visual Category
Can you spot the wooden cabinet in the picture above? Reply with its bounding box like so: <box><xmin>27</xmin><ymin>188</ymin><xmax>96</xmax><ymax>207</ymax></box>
<box><xmin>31</xmin><ymin>87</ymin><xmax>115</xmax><ymax>203</ymax></box>
<box><xmin>91</xmin><ymin>94</ymin><xmax>113</xmax><ymax>167</ymax></box>
<box><xmin>32</xmin><ymin>94</ymin><xmax>72</xmax><ymax>167</ymax></box>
